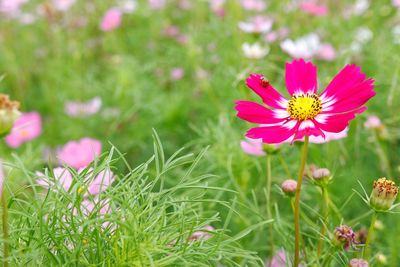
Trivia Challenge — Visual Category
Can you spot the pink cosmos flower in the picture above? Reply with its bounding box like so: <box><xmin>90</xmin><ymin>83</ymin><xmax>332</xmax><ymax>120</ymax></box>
<box><xmin>148</xmin><ymin>0</ymin><xmax>166</xmax><ymax>9</ymax></box>
<box><xmin>57</xmin><ymin>138</ymin><xmax>102</xmax><ymax>169</ymax></box>
<box><xmin>210</xmin><ymin>0</ymin><xmax>225</xmax><ymax>16</ymax></box>
<box><xmin>100</xmin><ymin>8</ymin><xmax>122</xmax><ymax>32</ymax></box>
<box><xmin>393</xmin><ymin>0</ymin><xmax>400</xmax><ymax>7</ymax></box>
<box><xmin>36</xmin><ymin>167</ymin><xmax>114</xmax><ymax>196</ymax></box>
<box><xmin>364</xmin><ymin>115</ymin><xmax>382</xmax><ymax>129</ymax></box>
<box><xmin>5</xmin><ymin>112</ymin><xmax>42</xmax><ymax>148</ymax></box>
<box><xmin>300</xmin><ymin>2</ymin><xmax>328</xmax><ymax>16</ymax></box>
<box><xmin>51</xmin><ymin>0</ymin><xmax>76</xmax><ymax>12</ymax></box>
<box><xmin>240</xmin><ymin>137</ymin><xmax>265</xmax><ymax>156</ymax></box>
<box><xmin>64</xmin><ymin>97</ymin><xmax>102</xmax><ymax>117</ymax></box>
<box><xmin>317</xmin><ymin>43</ymin><xmax>337</xmax><ymax>61</ymax></box>
<box><xmin>0</xmin><ymin>0</ymin><xmax>27</xmax><ymax>15</ymax></box>
<box><xmin>238</xmin><ymin>16</ymin><xmax>273</xmax><ymax>34</ymax></box>
<box><xmin>240</xmin><ymin>0</ymin><xmax>266</xmax><ymax>11</ymax></box>
<box><xmin>235</xmin><ymin>59</ymin><xmax>375</xmax><ymax>144</ymax></box>
<box><xmin>189</xmin><ymin>225</ymin><xmax>214</xmax><ymax>241</ymax></box>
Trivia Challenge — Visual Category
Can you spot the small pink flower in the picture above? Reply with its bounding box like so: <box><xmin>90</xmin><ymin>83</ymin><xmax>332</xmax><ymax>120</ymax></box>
<box><xmin>240</xmin><ymin>0</ymin><xmax>266</xmax><ymax>11</ymax></box>
<box><xmin>350</xmin><ymin>259</ymin><xmax>369</xmax><ymax>267</ymax></box>
<box><xmin>51</xmin><ymin>0</ymin><xmax>76</xmax><ymax>11</ymax></box>
<box><xmin>300</xmin><ymin>1</ymin><xmax>328</xmax><ymax>16</ymax></box>
<box><xmin>0</xmin><ymin>0</ymin><xmax>27</xmax><ymax>15</ymax></box>
<box><xmin>238</xmin><ymin>16</ymin><xmax>273</xmax><ymax>34</ymax></box>
<box><xmin>393</xmin><ymin>0</ymin><xmax>400</xmax><ymax>8</ymax></box>
<box><xmin>100</xmin><ymin>8</ymin><xmax>122</xmax><ymax>32</ymax></box>
<box><xmin>64</xmin><ymin>97</ymin><xmax>102</xmax><ymax>117</ymax></box>
<box><xmin>308</xmin><ymin>128</ymin><xmax>348</xmax><ymax>144</ymax></box>
<box><xmin>317</xmin><ymin>43</ymin><xmax>337</xmax><ymax>61</ymax></box>
<box><xmin>364</xmin><ymin>115</ymin><xmax>382</xmax><ymax>129</ymax></box>
<box><xmin>148</xmin><ymin>0</ymin><xmax>166</xmax><ymax>9</ymax></box>
<box><xmin>5</xmin><ymin>112</ymin><xmax>42</xmax><ymax>148</ymax></box>
<box><xmin>210</xmin><ymin>0</ymin><xmax>225</xmax><ymax>16</ymax></box>
<box><xmin>36</xmin><ymin>167</ymin><xmax>74</xmax><ymax>192</ymax></box>
<box><xmin>235</xmin><ymin>59</ymin><xmax>375</xmax><ymax>144</ymax></box>
<box><xmin>57</xmin><ymin>138</ymin><xmax>102</xmax><ymax>169</ymax></box>
<box><xmin>162</xmin><ymin>26</ymin><xmax>180</xmax><ymax>37</ymax></box>
<box><xmin>190</xmin><ymin>225</ymin><xmax>214</xmax><ymax>240</ymax></box>
<box><xmin>240</xmin><ymin>137</ymin><xmax>265</xmax><ymax>156</ymax></box>
<box><xmin>170</xmin><ymin>68</ymin><xmax>185</xmax><ymax>81</ymax></box>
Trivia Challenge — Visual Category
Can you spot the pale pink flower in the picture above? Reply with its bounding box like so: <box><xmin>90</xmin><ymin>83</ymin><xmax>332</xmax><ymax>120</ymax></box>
<box><xmin>364</xmin><ymin>115</ymin><xmax>382</xmax><ymax>129</ymax></box>
<box><xmin>281</xmin><ymin>33</ymin><xmax>321</xmax><ymax>59</ymax></box>
<box><xmin>210</xmin><ymin>0</ymin><xmax>225</xmax><ymax>16</ymax></box>
<box><xmin>300</xmin><ymin>2</ymin><xmax>328</xmax><ymax>16</ymax></box>
<box><xmin>265</xmin><ymin>32</ymin><xmax>278</xmax><ymax>43</ymax></box>
<box><xmin>240</xmin><ymin>137</ymin><xmax>265</xmax><ymax>156</ymax></box>
<box><xmin>238</xmin><ymin>16</ymin><xmax>273</xmax><ymax>34</ymax></box>
<box><xmin>190</xmin><ymin>225</ymin><xmax>214</xmax><ymax>240</ymax></box>
<box><xmin>308</xmin><ymin>128</ymin><xmax>348</xmax><ymax>144</ymax></box>
<box><xmin>5</xmin><ymin>112</ymin><xmax>42</xmax><ymax>148</ymax></box>
<box><xmin>57</xmin><ymin>138</ymin><xmax>102</xmax><ymax>169</ymax></box>
<box><xmin>350</xmin><ymin>258</ymin><xmax>369</xmax><ymax>267</ymax></box>
<box><xmin>148</xmin><ymin>0</ymin><xmax>165</xmax><ymax>9</ymax></box>
<box><xmin>118</xmin><ymin>0</ymin><xmax>136</xmax><ymax>14</ymax></box>
<box><xmin>0</xmin><ymin>0</ymin><xmax>27</xmax><ymax>15</ymax></box>
<box><xmin>162</xmin><ymin>26</ymin><xmax>180</xmax><ymax>37</ymax></box>
<box><xmin>393</xmin><ymin>0</ymin><xmax>400</xmax><ymax>7</ymax></box>
<box><xmin>317</xmin><ymin>43</ymin><xmax>337</xmax><ymax>61</ymax></box>
<box><xmin>51</xmin><ymin>0</ymin><xmax>76</xmax><ymax>12</ymax></box>
<box><xmin>100</xmin><ymin>8</ymin><xmax>122</xmax><ymax>32</ymax></box>
<box><xmin>36</xmin><ymin>167</ymin><xmax>74</xmax><ymax>192</ymax></box>
<box><xmin>240</xmin><ymin>0</ymin><xmax>266</xmax><ymax>11</ymax></box>
<box><xmin>170</xmin><ymin>68</ymin><xmax>185</xmax><ymax>80</ymax></box>
<box><xmin>64</xmin><ymin>97</ymin><xmax>102</xmax><ymax>117</ymax></box>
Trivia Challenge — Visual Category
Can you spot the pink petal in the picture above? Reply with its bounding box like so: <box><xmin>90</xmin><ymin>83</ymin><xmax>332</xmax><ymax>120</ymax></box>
<box><xmin>240</xmin><ymin>138</ymin><xmax>265</xmax><ymax>156</ymax></box>
<box><xmin>319</xmin><ymin>65</ymin><xmax>375</xmax><ymax>113</ymax></box>
<box><xmin>285</xmin><ymin>59</ymin><xmax>318</xmax><ymax>95</ymax></box>
<box><xmin>235</xmin><ymin>100</ymin><xmax>287</xmax><ymax>124</ymax></box>
<box><xmin>5</xmin><ymin>112</ymin><xmax>42</xmax><ymax>148</ymax></box>
<box><xmin>245</xmin><ymin>122</ymin><xmax>297</xmax><ymax>144</ymax></box>
<box><xmin>246</xmin><ymin>74</ymin><xmax>287</xmax><ymax>109</ymax></box>
<box><xmin>292</xmin><ymin>120</ymin><xmax>324</xmax><ymax>141</ymax></box>
<box><xmin>87</xmin><ymin>169</ymin><xmax>115</xmax><ymax>195</ymax></box>
<box><xmin>314</xmin><ymin>107</ymin><xmax>366</xmax><ymax>133</ymax></box>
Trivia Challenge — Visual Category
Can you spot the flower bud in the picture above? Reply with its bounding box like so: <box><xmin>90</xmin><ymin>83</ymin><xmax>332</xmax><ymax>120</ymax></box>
<box><xmin>281</xmin><ymin>179</ymin><xmax>297</xmax><ymax>197</ymax></box>
<box><xmin>370</xmin><ymin>178</ymin><xmax>398</xmax><ymax>211</ymax></box>
<box><xmin>262</xmin><ymin>143</ymin><xmax>280</xmax><ymax>155</ymax></box>
<box><xmin>349</xmin><ymin>258</ymin><xmax>369</xmax><ymax>267</ymax></box>
<box><xmin>0</xmin><ymin>94</ymin><xmax>20</xmax><ymax>137</ymax></box>
<box><xmin>376</xmin><ymin>253</ymin><xmax>387</xmax><ymax>265</ymax></box>
<box><xmin>333</xmin><ymin>225</ymin><xmax>356</xmax><ymax>250</ymax></box>
<box><xmin>311</xmin><ymin>167</ymin><xmax>332</xmax><ymax>186</ymax></box>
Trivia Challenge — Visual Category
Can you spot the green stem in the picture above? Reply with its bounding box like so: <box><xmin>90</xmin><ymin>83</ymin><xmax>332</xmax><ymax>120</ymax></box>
<box><xmin>266</xmin><ymin>155</ymin><xmax>274</xmax><ymax>254</ymax></box>
<box><xmin>317</xmin><ymin>186</ymin><xmax>330</xmax><ymax>258</ymax></box>
<box><xmin>294</xmin><ymin>136</ymin><xmax>309</xmax><ymax>267</ymax></box>
<box><xmin>372</xmin><ymin>131</ymin><xmax>392</xmax><ymax>177</ymax></box>
<box><xmin>364</xmin><ymin>212</ymin><xmax>378</xmax><ymax>260</ymax></box>
<box><xmin>2</xmin><ymin>191</ymin><xmax>8</xmax><ymax>267</ymax></box>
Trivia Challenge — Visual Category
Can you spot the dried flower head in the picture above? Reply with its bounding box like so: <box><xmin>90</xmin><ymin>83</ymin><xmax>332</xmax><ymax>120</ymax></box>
<box><xmin>370</xmin><ymin>178</ymin><xmax>398</xmax><ymax>211</ymax></box>
<box><xmin>333</xmin><ymin>225</ymin><xmax>357</xmax><ymax>250</ymax></box>
<box><xmin>0</xmin><ymin>94</ymin><xmax>20</xmax><ymax>137</ymax></box>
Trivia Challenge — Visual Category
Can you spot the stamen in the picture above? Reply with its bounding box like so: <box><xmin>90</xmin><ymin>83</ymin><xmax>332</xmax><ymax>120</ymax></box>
<box><xmin>287</xmin><ymin>93</ymin><xmax>322</xmax><ymax>121</ymax></box>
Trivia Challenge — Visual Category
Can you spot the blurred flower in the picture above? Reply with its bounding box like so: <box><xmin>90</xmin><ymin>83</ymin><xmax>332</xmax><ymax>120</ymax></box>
<box><xmin>267</xmin><ymin>249</ymin><xmax>287</xmax><ymax>266</ymax></box>
<box><xmin>242</xmin><ymin>43</ymin><xmax>269</xmax><ymax>59</ymax></box>
<box><xmin>299</xmin><ymin>1</ymin><xmax>328</xmax><ymax>16</ymax></box>
<box><xmin>353</xmin><ymin>0</ymin><xmax>369</xmax><ymax>15</ymax></box>
<box><xmin>170</xmin><ymin>68</ymin><xmax>185</xmax><ymax>81</ymax></box>
<box><xmin>240</xmin><ymin>0</ymin><xmax>266</xmax><ymax>11</ymax></box>
<box><xmin>364</xmin><ymin>115</ymin><xmax>382</xmax><ymax>129</ymax></box>
<box><xmin>209</xmin><ymin>0</ymin><xmax>225</xmax><ymax>16</ymax></box>
<box><xmin>240</xmin><ymin>137</ymin><xmax>265</xmax><ymax>156</ymax></box>
<box><xmin>355</xmin><ymin>227</ymin><xmax>368</xmax><ymax>244</ymax></box>
<box><xmin>308</xmin><ymin>127</ymin><xmax>348</xmax><ymax>144</ymax></box>
<box><xmin>51</xmin><ymin>0</ymin><xmax>76</xmax><ymax>12</ymax></box>
<box><xmin>64</xmin><ymin>97</ymin><xmax>102</xmax><ymax>117</ymax></box>
<box><xmin>281</xmin><ymin>33</ymin><xmax>321</xmax><ymax>59</ymax></box>
<box><xmin>190</xmin><ymin>225</ymin><xmax>214</xmax><ymax>240</ymax></box>
<box><xmin>235</xmin><ymin>59</ymin><xmax>375</xmax><ymax>144</ymax></box>
<box><xmin>376</xmin><ymin>253</ymin><xmax>388</xmax><ymax>265</ymax></box>
<box><xmin>148</xmin><ymin>0</ymin><xmax>166</xmax><ymax>9</ymax></box>
<box><xmin>317</xmin><ymin>43</ymin><xmax>337</xmax><ymax>61</ymax></box>
<box><xmin>281</xmin><ymin>179</ymin><xmax>297</xmax><ymax>196</ymax></box>
<box><xmin>57</xmin><ymin>138</ymin><xmax>102</xmax><ymax>169</ymax></box>
<box><xmin>238</xmin><ymin>16</ymin><xmax>273</xmax><ymax>34</ymax></box>
<box><xmin>333</xmin><ymin>225</ymin><xmax>357</xmax><ymax>250</ymax></box>
<box><xmin>392</xmin><ymin>25</ymin><xmax>400</xmax><ymax>44</ymax></box>
<box><xmin>370</xmin><ymin>178</ymin><xmax>398</xmax><ymax>211</ymax></box>
<box><xmin>118</xmin><ymin>0</ymin><xmax>136</xmax><ymax>13</ymax></box>
<box><xmin>312</xmin><ymin>168</ymin><xmax>331</xmax><ymax>180</ymax></box>
<box><xmin>162</xmin><ymin>25</ymin><xmax>180</xmax><ymax>37</ymax></box>
<box><xmin>5</xmin><ymin>112</ymin><xmax>41</xmax><ymax>148</ymax></box>
<box><xmin>36</xmin><ymin>167</ymin><xmax>114</xmax><ymax>196</ymax></box>
<box><xmin>0</xmin><ymin>94</ymin><xmax>20</xmax><ymax>137</ymax></box>
<box><xmin>264</xmin><ymin>28</ymin><xmax>289</xmax><ymax>43</ymax></box>
<box><xmin>393</xmin><ymin>0</ymin><xmax>400</xmax><ymax>8</ymax></box>
<box><xmin>100</xmin><ymin>8</ymin><xmax>122</xmax><ymax>32</ymax></box>
<box><xmin>349</xmin><ymin>258</ymin><xmax>369</xmax><ymax>267</ymax></box>
<box><xmin>178</xmin><ymin>0</ymin><xmax>192</xmax><ymax>10</ymax></box>
<box><xmin>0</xmin><ymin>0</ymin><xmax>27</xmax><ymax>16</ymax></box>
<box><xmin>355</xmin><ymin>27</ymin><xmax>373</xmax><ymax>43</ymax></box>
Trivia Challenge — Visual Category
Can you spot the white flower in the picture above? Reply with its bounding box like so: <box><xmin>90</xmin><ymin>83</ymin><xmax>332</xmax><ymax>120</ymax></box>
<box><xmin>353</xmin><ymin>0</ymin><xmax>369</xmax><ymax>15</ymax></box>
<box><xmin>238</xmin><ymin>16</ymin><xmax>273</xmax><ymax>34</ymax></box>
<box><xmin>280</xmin><ymin>33</ymin><xmax>320</xmax><ymax>59</ymax></box>
<box><xmin>354</xmin><ymin>27</ymin><xmax>373</xmax><ymax>44</ymax></box>
<box><xmin>242</xmin><ymin>43</ymin><xmax>269</xmax><ymax>59</ymax></box>
<box><xmin>392</xmin><ymin>25</ymin><xmax>400</xmax><ymax>44</ymax></box>
<box><xmin>119</xmin><ymin>0</ymin><xmax>137</xmax><ymax>14</ymax></box>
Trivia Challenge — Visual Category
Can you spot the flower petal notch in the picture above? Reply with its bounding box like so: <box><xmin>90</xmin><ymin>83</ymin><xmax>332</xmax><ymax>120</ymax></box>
<box><xmin>235</xmin><ymin>59</ymin><xmax>375</xmax><ymax>144</ymax></box>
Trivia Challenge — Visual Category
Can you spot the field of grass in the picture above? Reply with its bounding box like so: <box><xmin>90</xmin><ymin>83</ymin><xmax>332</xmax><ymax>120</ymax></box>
<box><xmin>1</xmin><ymin>0</ymin><xmax>400</xmax><ymax>266</ymax></box>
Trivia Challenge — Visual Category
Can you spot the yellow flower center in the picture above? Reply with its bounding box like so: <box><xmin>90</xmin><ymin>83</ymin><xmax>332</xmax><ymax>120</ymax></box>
<box><xmin>287</xmin><ymin>93</ymin><xmax>322</xmax><ymax>121</ymax></box>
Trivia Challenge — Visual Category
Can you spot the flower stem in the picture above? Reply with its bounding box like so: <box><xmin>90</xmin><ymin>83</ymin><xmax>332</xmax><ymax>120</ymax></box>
<box><xmin>266</xmin><ymin>155</ymin><xmax>274</xmax><ymax>254</ymax></box>
<box><xmin>364</xmin><ymin>212</ymin><xmax>377</xmax><ymax>260</ymax></box>
<box><xmin>317</xmin><ymin>186</ymin><xmax>329</xmax><ymax>257</ymax></box>
<box><xmin>2</xmin><ymin>191</ymin><xmax>8</xmax><ymax>267</ymax></box>
<box><xmin>294</xmin><ymin>136</ymin><xmax>309</xmax><ymax>267</ymax></box>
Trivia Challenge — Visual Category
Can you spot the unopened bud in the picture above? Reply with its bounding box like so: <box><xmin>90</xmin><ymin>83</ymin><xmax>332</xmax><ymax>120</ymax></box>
<box><xmin>370</xmin><ymin>178</ymin><xmax>398</xmax><ymax>211</ymax></box>
<box><xmin>312</xmin><ymin>168</ymin><xmax>332</xmax><ymax>186</ymax></box>
<box><xmin>0</xmin><ymin>94</ymin><xmax>20</xmax><ymax>137</ymax></box>
<box><xmin>281</xmin><ymin>179</ymin><xmax>297</xmax><ymax>197</ymax></box>
<box><xmin>376</xmin><ymin>253</ymin><xmax>387</xmax><ymax>265</ymax></box>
